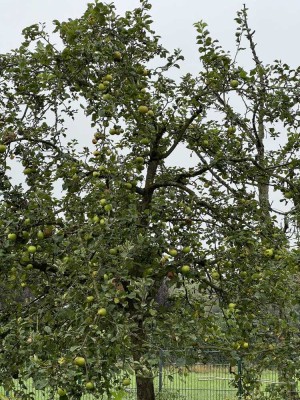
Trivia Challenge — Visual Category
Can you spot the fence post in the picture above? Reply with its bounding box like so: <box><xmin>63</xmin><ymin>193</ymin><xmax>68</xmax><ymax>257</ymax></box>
<box><xmin>158</xmin><ymin>349</ymin><xmax>163</xmax><ymax>393</ymax></box>
<box><xmin>237</xmin><ymin>358</ymin><xmax>243</xmax><ymax>400</ymax></box>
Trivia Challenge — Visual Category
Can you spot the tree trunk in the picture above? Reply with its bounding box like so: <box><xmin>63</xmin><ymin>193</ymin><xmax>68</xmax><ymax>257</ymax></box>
<box><xmin>136</xmin><ymin>376</ymin><xmax>156</xmax><ymax>400</ymax></box>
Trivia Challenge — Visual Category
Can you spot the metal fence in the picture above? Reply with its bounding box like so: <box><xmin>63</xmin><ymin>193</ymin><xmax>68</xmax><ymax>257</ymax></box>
<box><xmin>1</xmin><ymin>350</ymin><xmax>299</xmax><ymax>399</ymax></box>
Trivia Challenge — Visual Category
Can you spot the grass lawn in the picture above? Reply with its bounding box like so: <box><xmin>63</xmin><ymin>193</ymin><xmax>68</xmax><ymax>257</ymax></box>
<box><xmin>0</xmin><ymin>365</ymin><xmax>287</xmax><ymax>400</ymax></box>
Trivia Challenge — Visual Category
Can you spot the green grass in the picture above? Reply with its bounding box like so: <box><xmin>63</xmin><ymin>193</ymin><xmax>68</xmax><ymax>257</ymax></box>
<box><xmin>0</xmin><ymin>365</ymin><xmax>289</xmax><ymax>400</ymax></box>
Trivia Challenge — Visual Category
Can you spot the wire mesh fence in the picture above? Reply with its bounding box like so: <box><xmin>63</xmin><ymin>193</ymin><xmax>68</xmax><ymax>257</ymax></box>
<box><xmin>1</xmin><ymin>350</ymin><xmax>300</xmax><ymax>399</ymax></box>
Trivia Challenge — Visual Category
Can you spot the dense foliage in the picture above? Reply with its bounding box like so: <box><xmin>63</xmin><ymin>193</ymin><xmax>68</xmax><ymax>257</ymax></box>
<box><xmin>1</xmin><ymin>1</ymin><xmax>300</xmax><ymax>399</ymax></box>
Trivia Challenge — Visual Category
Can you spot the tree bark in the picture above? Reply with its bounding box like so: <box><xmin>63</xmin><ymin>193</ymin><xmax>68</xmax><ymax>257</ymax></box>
<box><xmin>136</xmin><ymin>376</ymin><xmax>156</xmax><ymax>400</ymax></box>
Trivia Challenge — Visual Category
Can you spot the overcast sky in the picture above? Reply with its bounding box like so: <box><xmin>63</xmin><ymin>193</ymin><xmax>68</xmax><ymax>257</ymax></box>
<box><xmin>1</xmin><ymin>0</ymin><xmax>300</xmax><ymax>69</ymax></box>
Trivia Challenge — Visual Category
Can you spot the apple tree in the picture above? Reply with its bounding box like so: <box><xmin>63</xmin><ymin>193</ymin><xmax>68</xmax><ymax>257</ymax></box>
<box><xmin>0</xmin><ymin>2</ymin><xmax>300</xmax><ymax>399</ymax></box>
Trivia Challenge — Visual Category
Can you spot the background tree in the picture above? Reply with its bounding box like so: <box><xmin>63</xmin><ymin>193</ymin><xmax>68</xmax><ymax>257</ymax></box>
<box><xmin>0</xmin><ymin>2</ymin><xmax>300</xmax><ymax>400</ymax></box>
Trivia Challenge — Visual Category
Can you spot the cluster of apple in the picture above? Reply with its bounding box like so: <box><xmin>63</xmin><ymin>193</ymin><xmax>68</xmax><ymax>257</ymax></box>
<box><xmin>56</xmin><ymin>356</ymin><xmax>131</xmax><ymax>397</ymax></box>
<box><xmin>6</xmin><ymin>223</ymin><xmax>56</xmax><ymax>282</ymax></box>
<box><xmin>89</xmin><ymin>198</ymin><xmax>113</xmax><ymax>227</ymax></box>
<box><xmin>86</xmin><ymin>295</ymin><xmax>107</xmax><ymax>317</ymax></box>
<box><xmin>263</xmin><ymin>247</ymin><xmax>283</xmax><ymax>260</ymax></box>
<box><xmin>234</xmin><ymin>340</ymin><xmax>249</xmax><ymax>350</ymax></box>
<box><xmin>137</xmin><ymin>105</ymin><xmax>154</xmax><ymax>117</ymax></box>
<box><xmin>7</xmin><ymin>220</ymin><xmax>54</xmax><ymax>244</ymax></box>
<box><xmin>57</xmin><ymin>357</ymin><xmax>95</xmax><ymax>395</ymax></box>
<box><xmin>98</xmin><ymin>73</ymin><xmax>113</xmax><ymax>92</ymax></box>
<box><xmin>166</xmin><ymin>246</ymin><xmax>192</xmax><ymax>275</ymax></box>
<box><xmin>98</xmin><ymin>72</ymin><xmax>115</xmax><ymax>103</ymax></box>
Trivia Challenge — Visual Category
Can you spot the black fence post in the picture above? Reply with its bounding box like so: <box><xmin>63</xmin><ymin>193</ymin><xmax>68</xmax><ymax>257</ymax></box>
<box><xmin>238</xmin><ymin>358</ymin><xmax>243</xmax><ymax>400</ymax></box>
<box><xmin>158</xmin><ymin>349</ymin><xmax>163</xmax><ymax>393</ymax></box>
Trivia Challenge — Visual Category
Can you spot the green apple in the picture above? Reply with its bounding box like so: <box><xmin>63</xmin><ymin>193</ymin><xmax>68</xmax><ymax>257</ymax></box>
<box><xmin>104</xmin><ymin>74</ymin><xmax>113</xmax><ymax>82</ymax></box>
<box><xmin>230</xmin><ymin>80</ymin><xmax>239</xmax><ymax>88</ymax></box>
<box><xmin>8</xmin><ymin>233</ymin><xmax>17</xmax><ymax>241</ymax></box>
<box><xmin>242</xmin><ymin>341</ymin><xmax>249</xmax><ymax>349</ymax></box>
<box><xmin>182</xmin><ymin>246</ymin><xmax>191</xmax><ymax>254</ymax></box>
<box><xmin>264</xmin><ymin>248</ymin><xmax>274</xmax><ymax>257</ymax></box>
<box><xmin>74</xmin><ymin>356</ymin><xmax>86</xmax><ymax>367</ymax></box>
<box><xmin>147</xmin><ymin>110</ymin><xmax>154</xmax><ymax>117</ymax></box>
<box><xmin>113</xmin><ymin>51</ymin><xmax>122</xmax><ymax>61</ymax></box>
<box><xmin>23</xmin><ymin>168</ymin><xmax>34</xmax><ymax>175</ymax></box>
<box><xmin>57</xmin><ymin>388</ymin><xmax>67</xmax><ymax>397</ymax></box>
<box><xmin>37</xmin><ymin>230</ymin><xmax>44</xmax><ymax>239</ymax></box>
<box><xmin>102</xmin><ymin>94</ymin><xmax>112</xmax><ymax>101</ymax></box>
<box><xmin>122</xmin><ymin>378</ymin><xmax>131</xmax><ymax>386</ymax></box>
<box><xmin>181</xmin><ymin>265</ymin><xmax>190</xmax><ymax>274</ymax></box>
<box><xmin>211</xmin><ymin>271</ymin><xmax>220</xmax><ymax>280</ymax></box>
<box><xmin>99</xmin><ymin>218</ymin><xmax>106</xmax><ymax>226</ymax></box>
<box><xmin>94</xmin><ymin>132</ymin><xmax>104</xmax><ymax>140</ymax></box>
<box><xmin>104</xmin><ymin>204</ymin><xmax>112</xmax><ymax>212</ymax></box>
<box><xmin>98</xmin><ymin>83</ymin><xmax>106</xmax><ymax>91</ymax></box>
<box><xmin>135</xmin><ymin>156</ymin><xmax>144</xmax><ymax>164</ymax></box>
<box><xmin>109</xmin><ymin>248</ymin><xmax>118</xmax><ymax>255</ymax></box>
<box><xmin>85</xmin><ymin>382</ymin><xmax>95</xmax><ymax>390</ymax></box>
<box><xmin>124</xmin><ymin>182</ymin><xmax>132</xmax><ymax>189</ymax></box>
<box><xmin>284</xmin><ymin>191</ymin><xmax>293</xmax><ymax>199</ymax></box>
<box><xmin>227</xmin><ymin>126</ymin><xmax>236</xmax><ymax>134</ymax></box>
<box><xmin>138</xmin><ymin>105</ymin><xmax>149</xmax><ymax>114</ymax></box>
<box><xmin>27</xmin><ymin>245</ymin><xmax>37</xmax><ymax>254</ymax></box>
<box><xmin>92</xmin><ymin>215</ymin><xmax>100</xmax><ymax>223</ymax></box>
<box><xmin>140</xmin><ymin>138</ymin><xmax>150</xmax><ymax>145</ymax></box>
<box><xmin>0</xmin><ymin>144</ymin><xmax>6</xmax><ymax>153</ymax></box>
<box><xmin>86</xmin><ymin>296</ymin><xmax>94</xmax><ymax>303</ymax></box>
<box><xmin>97</xmin><ymin>308</ymin><xmax>107</xmax><ymax>316</ymax></box>
<box><xmin>168</xmin><ymin>249</ymin><xmax>178</xmax><ymax>257</ymax></box>
<box><xmin>99</xmin><ymin>198</ymin><xmax>107</xmax><ymax>206</ymax></box>
<box><xmin>228</xmin><ymin>303</ymin><xmax>236</xmax><ymax>310</ymax></box>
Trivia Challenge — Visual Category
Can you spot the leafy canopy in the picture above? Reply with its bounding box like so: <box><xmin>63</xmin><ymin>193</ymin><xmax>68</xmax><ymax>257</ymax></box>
<box><xmin>0</xmin><ymin>1</ymin><xmax>300</xmax><ymax>398</ymax></box>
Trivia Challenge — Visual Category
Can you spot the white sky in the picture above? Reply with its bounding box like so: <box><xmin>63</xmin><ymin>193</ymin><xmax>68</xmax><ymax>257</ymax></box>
<box><xmin>1</xmin><ymin>0</ymin><xmax>300</xmax><ymax>68</ymax></box>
